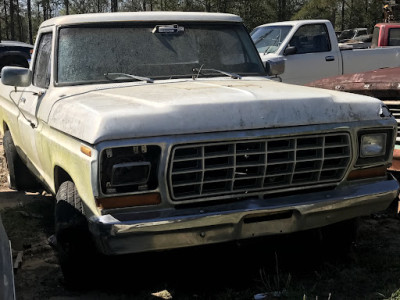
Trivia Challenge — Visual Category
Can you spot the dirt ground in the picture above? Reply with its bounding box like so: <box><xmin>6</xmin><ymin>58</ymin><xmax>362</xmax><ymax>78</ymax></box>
<box><xmin>1</xmin><ymin>138</ymin><xmax>400</xmax><ymax>300</ymax></box>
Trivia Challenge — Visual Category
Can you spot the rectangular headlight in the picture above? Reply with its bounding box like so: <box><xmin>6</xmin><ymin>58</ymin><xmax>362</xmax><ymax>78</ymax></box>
<box><xmin>360</xmin><ymin>133</ymin><xmax>386</xmax><ymax>157</ymax></box>
<box><xmin>100</xmin><ymin>145</ymin><xmax>161</xmax><ymax>194</ymax></box>
<box><xmin>111</xmin><ymin>162</ymin><xmax>151</xmax><ymax>187</ymax></box>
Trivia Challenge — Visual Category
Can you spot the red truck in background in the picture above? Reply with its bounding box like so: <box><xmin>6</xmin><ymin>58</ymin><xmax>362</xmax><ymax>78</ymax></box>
<box><xmin>306</xmin><ymin>67</ymin><xmax>400</xmax><ymax>178</ymax></box>
<box><xmin>371</xmin><ymin>23</ymin><xmax>400</xmax><ymax>47</ymax></box>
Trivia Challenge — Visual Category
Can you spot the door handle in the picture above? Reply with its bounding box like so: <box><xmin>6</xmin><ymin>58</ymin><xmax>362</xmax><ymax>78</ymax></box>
<box><xmin>325</xmin><ymin>56</ymin><xmax>335</xmax><ymax>61</ymax></box>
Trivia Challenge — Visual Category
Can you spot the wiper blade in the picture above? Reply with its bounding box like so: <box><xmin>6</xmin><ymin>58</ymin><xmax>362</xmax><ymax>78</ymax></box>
<box><xmin>104</xmin><ymin>72</ymin><xmax>154</xmax><ymax>83</ymax></box>
<box><xmin>253</xmin><ymin>31</ymin><xmax>272</xmax><ymax>45</ymax></box>
<box><xmin>264</xmin><ymin>33</ymin><xmax>282</xmax><ymax>55</ymax></box>
<box><xmin>192</xmin><ymin>68</ymin><xmax>242</xmax><ymax>79</ymax></box>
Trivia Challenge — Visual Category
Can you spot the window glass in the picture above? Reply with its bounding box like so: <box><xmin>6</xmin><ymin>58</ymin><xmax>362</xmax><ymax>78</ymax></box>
<box><xmin>371</xmin><ymin>27</ymin><xmax>380</xmax><ymax>47</ymax></box>
<box><xmin>388</xmin><ymin>28</ymin><xmax>400</xmax><ymax>46</ymax></box>
<box><xmin>338</xmin><ymin>29</ymin><xmax>354</xmax><ymax>40</ymax></box>
<box><xmin>289</xmin><ymin>24</ymin><xmax>331</xmax><ymax>54</ymax></box>
<box><xmin>251</xmin><ymin>25</ymin><xmax>292</xmax><ymax>54</ymax></box>
<box><xmin>57</xmin><ymin>23</ymin><xmax>265</xmax><ymax>85</ymax></box>
<box><xmin>358</xmin><ymin>29</ymin><xmax>367</xmax><ymax>36</ymax></box>
<box><xmin>33</xmin><ymin>33</ymin><xmax>52</xmax><ymax>88</ymax></box>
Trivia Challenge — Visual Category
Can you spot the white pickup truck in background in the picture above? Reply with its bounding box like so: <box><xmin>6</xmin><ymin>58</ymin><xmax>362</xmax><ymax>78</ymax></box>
<box><xmin>251</xmin><ymin>20</ymin><xmax>400</xmax><ymax>85</ymax></box>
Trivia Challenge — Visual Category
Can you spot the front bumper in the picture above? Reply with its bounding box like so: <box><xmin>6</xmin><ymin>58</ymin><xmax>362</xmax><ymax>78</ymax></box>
<box><xmin>89</xmin><ymin>176</ymin><xmax>399</xmax><ymax>255</ymax></box>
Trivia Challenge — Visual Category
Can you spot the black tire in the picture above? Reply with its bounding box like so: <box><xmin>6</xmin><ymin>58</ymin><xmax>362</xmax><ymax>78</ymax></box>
<box><xmin>3</xmin><ymin>131</ymin><xmax>39</xmax><ymax>190</ymax></box>
<box><xmin>55</xmin><ymin>181</ymin><xmax>96</xmax><ymax>288</ymax></box>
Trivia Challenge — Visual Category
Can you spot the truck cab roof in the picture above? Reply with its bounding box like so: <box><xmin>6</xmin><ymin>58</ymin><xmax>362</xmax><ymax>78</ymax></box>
<box><xmin>40</xmin><ymin>11</ymin><xmax>243</xmax><ymax>28</ymax></box>
<box><xmin>374</xmin><ymin>22</ymin><xmax>400</xmax><ymax>28</ymax></box>
<box><xmin>0</xmin><ymin>40</ymin><xmax>33</xmax><ymax>48</ymax></box>
<box><xmin>254</xmin><ymin>19</ymin><xmax>331</xmax><ymax>29</ymax></box>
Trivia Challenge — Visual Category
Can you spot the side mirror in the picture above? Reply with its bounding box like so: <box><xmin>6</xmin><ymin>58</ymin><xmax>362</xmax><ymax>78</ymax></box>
<box><xmin>265</xmin><ymin>58</ymin><xmax>285</xmax><ymax>77</ymax></box>
<box><xmin>284</xmin><ymin>46</ymin><xmax>297</xmax><ymax>56</ymax></box>
<box><xmin>1</xmin><ymin>67</ymin><xmax>32</xmax><ymax>87</ymax></box>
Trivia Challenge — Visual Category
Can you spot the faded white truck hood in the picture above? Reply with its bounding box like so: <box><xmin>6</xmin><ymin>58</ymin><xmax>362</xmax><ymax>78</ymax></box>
<box><xmin>46</xmin><ymin>78</ymin><xmax>383</xmax><ymax>144</ymax></box>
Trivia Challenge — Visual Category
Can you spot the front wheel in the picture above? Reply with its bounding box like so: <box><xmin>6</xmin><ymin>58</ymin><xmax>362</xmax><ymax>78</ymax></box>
<box><xmin>55</xmin><ymin>181</ymin><xmax>96</xmax><ymax>288</ymax></box>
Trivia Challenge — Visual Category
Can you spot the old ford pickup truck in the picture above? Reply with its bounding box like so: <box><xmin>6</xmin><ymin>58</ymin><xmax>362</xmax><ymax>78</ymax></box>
<box><xmin>0</xmin><ymin>12</ymin><xmax>398</xmax><ymax>284</ymax></box>
<box><xmin>251</xmin><ymin>20</ymin><xmax>400</xmax><ymax>84</ymax></box>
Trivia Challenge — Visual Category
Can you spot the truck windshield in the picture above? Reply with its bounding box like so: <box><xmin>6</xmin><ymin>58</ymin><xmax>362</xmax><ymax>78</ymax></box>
<box><xmin>57</xmin><ymin>23</ymin><xmax>265</xmax><ymax>85</ymax></box>
<box><xmin>338</xmin><ymin>29</ymin><xmax>355</xmax><ymax>40</ymax></box>
<box><xmin>250</xmin><ymin>25</ymin><xmax>292</xmax><ymax>54</ymax></box>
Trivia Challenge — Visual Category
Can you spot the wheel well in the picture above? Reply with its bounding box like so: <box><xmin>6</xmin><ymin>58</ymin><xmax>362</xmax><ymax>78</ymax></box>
<box><xmin>54</xmin><ymin>166</ymin><xmax>72</xmax><ymax>192</ymax></box>
<box><xmin>3</xmin><ymin>122</ymin><xmax>9</xmax><ymax>134</ymax></box>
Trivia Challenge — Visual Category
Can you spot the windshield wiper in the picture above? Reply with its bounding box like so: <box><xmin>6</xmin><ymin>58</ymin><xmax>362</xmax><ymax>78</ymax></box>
<box><xmin>192</xmin><ymin>68</ymin><xmax>242</xmax><ymax>79</ymax></box>
<box><xmin>264</xmin><ymin>33</ymin><xmax>282</xmax><ymax>55</ymax></box>
<box><xmin>253</xmin><ymin>31</ymin><xmax>272</xmax><ymax>45</ymax></box>
<box><xmin>104</xmin><ymin>72</ymin><xmax>154</xmax><ymax>83</ymax></box>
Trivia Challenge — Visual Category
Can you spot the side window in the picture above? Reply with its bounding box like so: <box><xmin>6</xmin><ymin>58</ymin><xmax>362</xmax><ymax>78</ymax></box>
<box><xmin>288</xmin><ymin>24</ymin><xmax>331</xmax><ymax>54</ymax></box>
<box><xmin>388</xmin><ymin>28</ymin><xmax>400</xmax><ymax>46</ymax></box>
<box><xmin>371</xmin><ymin>27</ymin><xmax>380</xmax><ymax>48</ymax></box>
<box><xmin>33</xmin><ymin>33</ymin><xmax>52</xmax><ymax>88</ymax></box>
<box><xmin>358</xmin><ymin>29</ymin><xmax>367</xmax><ymax>36</ymax></box>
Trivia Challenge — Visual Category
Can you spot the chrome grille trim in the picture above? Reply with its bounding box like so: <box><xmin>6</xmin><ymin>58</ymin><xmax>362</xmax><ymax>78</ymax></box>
<box><xmin>383</xmin><ymin>101</ymin><xmax>400</xmax><ymax>145</ymax></box>
<box><xmin>168</xmin><ymin>133</ymin><xmax>351</xmax><ymax>201</ymax></box>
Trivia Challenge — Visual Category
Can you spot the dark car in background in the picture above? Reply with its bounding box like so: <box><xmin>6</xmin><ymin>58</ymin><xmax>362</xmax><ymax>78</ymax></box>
<box><xmin>0</xmin><ymin>41</ymin><xmax>33</xmax><ymax>72</ymax></box>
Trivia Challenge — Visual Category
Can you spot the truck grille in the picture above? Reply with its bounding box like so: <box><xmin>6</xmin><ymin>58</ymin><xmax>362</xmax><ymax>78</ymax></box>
<box><xmin>383</xmin><ymin>101</ymin><xmax>400</xmax><ymax>145</ymax></box>
<box><xmin>169</xmin><ymin>133</ymin><xmax>351</xmax><ymax>201</ymax></box>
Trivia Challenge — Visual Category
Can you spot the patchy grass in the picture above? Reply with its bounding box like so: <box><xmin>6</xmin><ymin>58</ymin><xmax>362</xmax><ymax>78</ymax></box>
<box><xmin>1</xmin><ymin>193</ymin><xmax>54</xmax><ymax>250</ymax></box>
<box><xmin>1</xmin><ymin>194</ymin><xmax>400</xmax><ymax>299</ymax></box>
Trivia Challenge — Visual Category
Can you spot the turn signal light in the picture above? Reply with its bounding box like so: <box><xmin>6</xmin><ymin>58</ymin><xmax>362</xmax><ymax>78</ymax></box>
<box><xmin>97</xmin><ymin>193</ymin><xmax>161</xmax><ymax>209</ymax></box>
<box><xmin>347</xmin><ymin>166</ymin><xmax>387</xmax><ymax>181</ymax></box>
<box><xmin>80</xmin><ymin>145</ymin><xmax>92</xmax><ymax>157</ymax></box>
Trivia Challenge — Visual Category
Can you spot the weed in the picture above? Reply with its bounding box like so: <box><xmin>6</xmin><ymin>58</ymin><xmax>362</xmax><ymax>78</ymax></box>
<box><xmin>258</xmin><ymin>252</ymin><xmax>291</xmax><ymax>298</ymax></box>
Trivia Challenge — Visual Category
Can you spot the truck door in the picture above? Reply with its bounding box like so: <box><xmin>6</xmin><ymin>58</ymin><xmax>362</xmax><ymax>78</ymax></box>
<box><xmin>17</xmin><ymin>32</ymin><xmax>52</xmax><ymax>171</ymax></box>
<box><xmin>281</xmin><ymin>24</ymin><xmax>340</xmax><ymax>85</ymax></box>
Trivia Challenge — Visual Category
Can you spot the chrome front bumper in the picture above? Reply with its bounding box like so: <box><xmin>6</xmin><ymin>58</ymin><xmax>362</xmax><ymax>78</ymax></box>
<box><xmin>89</xmin><ymin>176</ymin><xmax>399</xmax><ymax>255</ymax></box>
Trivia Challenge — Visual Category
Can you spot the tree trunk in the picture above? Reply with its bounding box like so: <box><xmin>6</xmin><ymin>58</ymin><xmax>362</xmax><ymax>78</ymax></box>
<box><xmin>9</xmin><ymin>0</ymin><xmax>15</xmax><ymax>40</ymax></box>
<box><xmin>222</xmin><ymin>0</ymin><xmax>228</xmax><ymax>12</ymax></box>
<box><xmin>37</xmin><ymin>2</ymin><xmax>40</xmax><ymax>21</ymax></box>
<box><xmin>3</xmin><ymin>0</ymin><xmax>10</xmax><ymax>40</ymax></box>
<box><xmin>64</xmin><ymin>0</ymin><xmax>69</xmax><ymax>14</ymax></box>
<box><xmin>16</xmin><ymin>0</ymin><xmax>23</xmax><ymax>41</ymax></box>
<box><xmin>111</xmin><ymin>0</ymin><xmax>118</xmax><ymax>12</ymax></box>
<box><xmin>277</xmin><ymin>0</ymin><xmax>286</xmax><ymax>21</ymax></box>
<box><xmin>330</xmin><ymin>1</ymin><xmax>337</xmax><ymax>28</ymax></box>
<box><xmin>341</xmin><ymin>0</ymin><xmax>345</xmax><ymax>31</ymax></box>
<box><xmin>27</xmin><ymin>0</ymin><xmax>33</xmax><ymax>44</ymax></box>
<box><xmin>42</xmin><ymin>0</ymin><xmax>47</xmax><ymax>21</ymax></box>
<box><xmin>350</xmin><ymin>0</ymin><xmax>354</xmax><ymax>27</ymax></box>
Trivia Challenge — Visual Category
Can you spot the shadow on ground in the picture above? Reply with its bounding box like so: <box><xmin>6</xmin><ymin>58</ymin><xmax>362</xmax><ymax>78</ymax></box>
<box><xmin>1</xmin><ymin>187</ymin><xmax>400</xmax><ymax>300</ymax></box>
